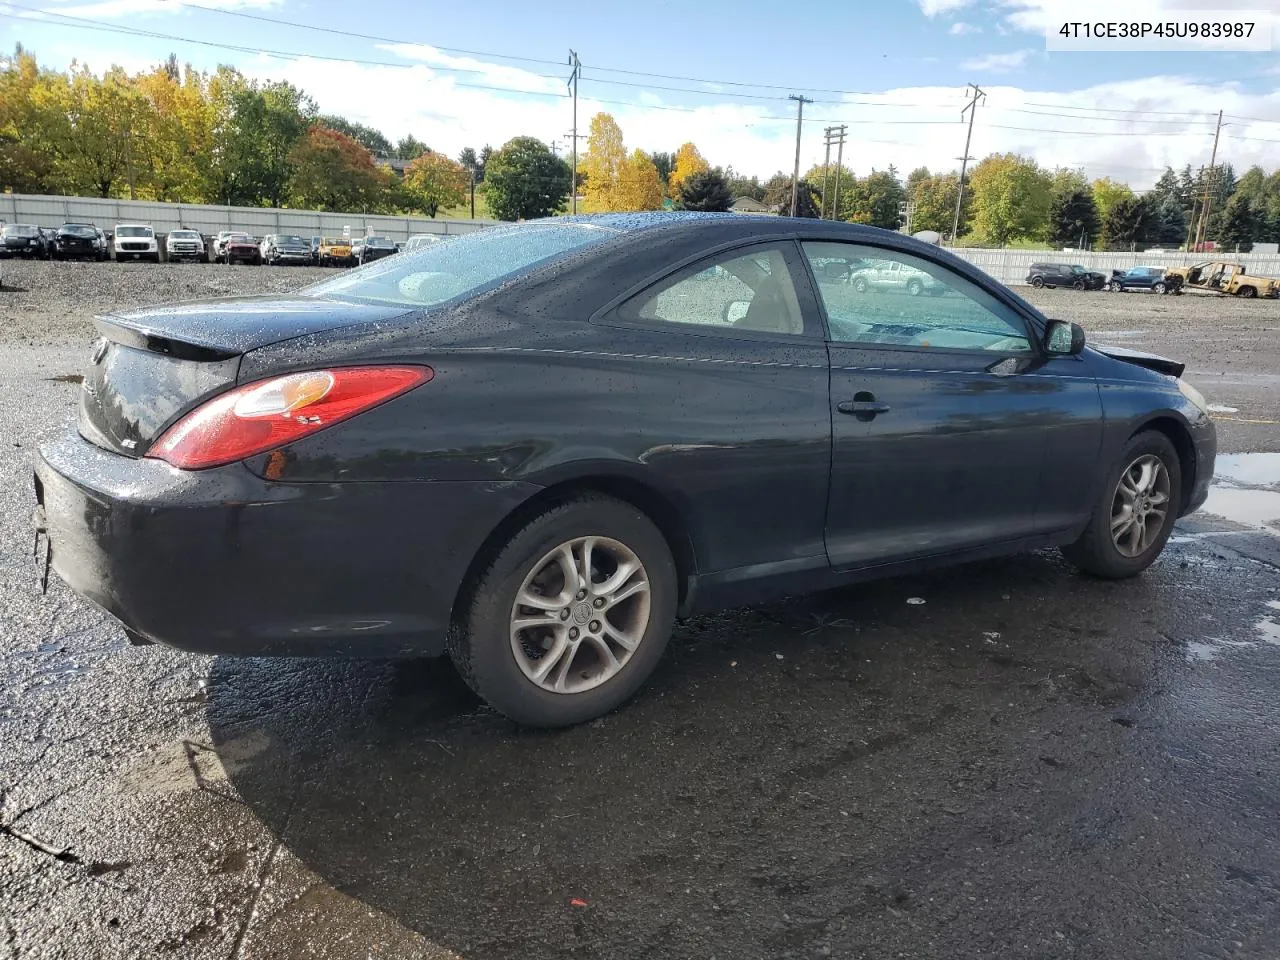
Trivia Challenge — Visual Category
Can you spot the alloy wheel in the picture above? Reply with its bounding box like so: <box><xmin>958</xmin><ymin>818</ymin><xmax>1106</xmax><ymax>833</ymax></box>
<box><xmin>509</xmin><ymin>536</ymin><xmax>651</xmax><ymax>694</ymax></box>
<box><xmin>1110</xmin><ymin>454</ymin><xmax>1171</xmax><ymax>558</ymax></box>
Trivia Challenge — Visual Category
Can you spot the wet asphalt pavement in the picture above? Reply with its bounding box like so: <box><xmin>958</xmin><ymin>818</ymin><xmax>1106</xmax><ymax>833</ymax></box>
<box><xmin>2</xmin><ymin>264</ymin><xmax>1279</xmax><ymax>959</ymax></box>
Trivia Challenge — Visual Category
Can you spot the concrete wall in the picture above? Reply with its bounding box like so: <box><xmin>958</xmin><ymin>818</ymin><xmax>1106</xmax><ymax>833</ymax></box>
<box><xmin>0</xmin><ymin>193</ymin><xmax>494</xmax><ymax>242</ymax></box>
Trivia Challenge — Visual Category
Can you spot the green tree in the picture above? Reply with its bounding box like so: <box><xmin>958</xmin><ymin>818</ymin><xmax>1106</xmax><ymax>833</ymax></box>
<box><xmin>677</xmin><ymin>168</ymin><xmax>734</xmax><ymax>212</ymax></box>
<box><xmin>394</xmin><ymin>135</ymin><xmax>428</xmax><ymax>161</ymax></box>
<box><xmin>1047</xmin><ymin>170</ymin><xmax>1099</xmax><ymax>247</ymax></box>
<box><xmin>968</xmin><ymin>153</ymin><xmax>1052</xmax><ymax>246</ymax></box>
<box><xmin>286</xmin><ymin>124</ymin><xmax>387</xmax><ymax>211</ymax></box>
<box><xmin>317</xmin><ymin>115</ymin><xmax>392</xmax><ymax>157</ymax></box>
<box><xmin>723</xmin><ymin>166</ymin><xmax>763</xmax><ymax>201</ymax></box>
<box><xmin>209</xmin><ymin>72</ymin><xmax>314</xmax><ymax>206</ymax></box>
<box><xmin>1102</xmin><ymin>194</ymin><xmax>1157</xmax><ymax>249</ymax></box>
<box><xmin>484</xmin><ymin>136</ymin><xmax>571</xmax><ymax>221</ymax></box>
<box><xmin>0</xmin><ymin>49</ymin><xmax>58</xmax><ymax>193</ymax></box>
<box><xmin>1218</xmin><ymin>194</ymin><xmax>1261</xmax><ymax>251</ymax></box>
<box><xmin>458</xmin><ymin>146</ymin><xmax>478</xmax><ymax>175</ymax></box>
<box><xmin>841</xmin><ymin>168</ymin><xmax>905</xmax><ymax>229</ymax></box>
<box><xmin>910</xmin><ymin>173</ymin><xmax>964</xmax><ymax>235</ymax></box>
<box><xmin>404</xmin><ymin>151</ymin><xmax>468</xmax><ymax>217</ymax></box>
<box><xmin>1091</xmin><ymin>177</ymin><xmax>1134</xmax><ymax>225</ymax></box>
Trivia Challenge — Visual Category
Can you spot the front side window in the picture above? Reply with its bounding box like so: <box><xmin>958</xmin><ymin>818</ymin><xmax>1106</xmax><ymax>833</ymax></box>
<box><xmin>803</xmin><ymin>241</ymin><xmax>1031</xmax><ymax>353</ymax></box>
<box><xmin>622</xmin><ymin>246</ymin><xmax>805</xmax><ymax>337</ymax></box>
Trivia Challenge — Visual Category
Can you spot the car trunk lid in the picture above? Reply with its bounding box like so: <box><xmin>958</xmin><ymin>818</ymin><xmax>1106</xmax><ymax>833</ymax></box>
<box><xmin>78</xmin><ymin>295</ymin><xmax>414</xmax><ymax>457</ymax></box>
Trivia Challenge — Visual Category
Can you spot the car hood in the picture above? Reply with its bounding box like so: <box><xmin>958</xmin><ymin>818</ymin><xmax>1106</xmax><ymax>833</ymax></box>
<box><xmin>98</xmin><ymin>295</ymin><xmax>417</xmax><ymax>357</ymax></box>
<box><xmin>1089</xmin><ymin>343</ymin><xmax>1184</xmax><ymax>378</ymax></box>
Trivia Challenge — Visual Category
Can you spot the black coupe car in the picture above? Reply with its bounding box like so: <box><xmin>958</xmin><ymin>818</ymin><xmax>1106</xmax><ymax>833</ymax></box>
<box><xmin>1026</xmin><ymin>262</ymin><xmax>1106</xmax><ymax>290</ymax></box>
<box><xmin>34</xmin><ymin>214</ymin><xmax>1216</xmax><ymax>727</ymax></box>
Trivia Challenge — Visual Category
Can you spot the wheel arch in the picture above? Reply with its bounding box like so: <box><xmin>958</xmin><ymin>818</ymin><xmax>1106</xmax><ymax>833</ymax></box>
<box><xmin>448</xmin><ymin>472</ymin><xmax>700</xmax><ymax>634</ymax></box>
<box><xmin>1128</xmin><ymin>415</ymin><xmax>1197</xmax><ymax>513</ymax></box>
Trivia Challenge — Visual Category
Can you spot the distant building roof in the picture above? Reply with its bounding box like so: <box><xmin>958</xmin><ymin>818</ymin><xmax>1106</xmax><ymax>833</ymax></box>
<box><xmin>731</xmin><ymin>196</ymin><xmax>770</xmax><ymax>213</ymax></box>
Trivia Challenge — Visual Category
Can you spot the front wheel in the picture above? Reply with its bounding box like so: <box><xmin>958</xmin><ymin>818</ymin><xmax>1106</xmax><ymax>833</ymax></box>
<box><xmin>906</xmin><ymin>279</ymin><xmax>923</xmax><ymax>296</ymax></box>
<box><xmin>448</xmin><ymin>495</ymin><xmax>677</xmax><ymax>727</ymax></box>
<box><xmin>1238</xmin><ymin>286</ymin><xmax>1257</xmax><ymax>299</ymax></box>
<box><xmin>1152</xmin><ymin>281</ymin><xmax>1166</xmax><ymax>294</ymax></box>
<box><xmin>1031</xmin><ymin>275</ymin><xmax>1045</xmax><ymax>288</ymax></box>
<box><xmin>852</xmin><ymin>276</ymin><xmax>868</xmax><ymax>294</ymax></box>
<box><xmin>1061</xmin><ymin>431</ymin><xmax>1181</xmax><ymax>579</ymax></box>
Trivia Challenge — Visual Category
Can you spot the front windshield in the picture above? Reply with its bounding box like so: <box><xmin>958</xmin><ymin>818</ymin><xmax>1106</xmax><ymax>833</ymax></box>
<box><xmin>170</xmin><ymin>230</ymin><xmax>198</xmax><ymax>239</ymax></box>
<box><xmin>116</xmin><ymin>226</ymin><xmax>152</xmax><ymax>237</ymax></box>
<box><xmin>3</xmin><ymin>224</ymin><xmax>39</xmax><ymax>237</ymax></box>
<box><xmin>63</xmin><ymin>225</ymin><xmax>95</xmax><ymax>238</ymax></box>
<box><xmin>305</xmin><ymin>222</ymin><xmax>616</xmax><ymax>308</ymax></box>
<box><xmin>279</xmin><ymin>235</ymin><xmax>306</xmax><ymax>244</ymax></box>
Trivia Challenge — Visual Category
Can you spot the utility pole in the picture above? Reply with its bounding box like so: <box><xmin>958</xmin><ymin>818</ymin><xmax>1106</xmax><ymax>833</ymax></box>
<box><xmin>951</xmin><ymin>83</ymin><xmax>985</xmax><ymax>243</ymax></box>
<box><xmin>123</xmin><ymin>124</ymin><xmax>136</xmax><ymax>201</ymax></box>
<box><xmin>820</xmin><ymin>129</ymin><xmax>833</xmax><ymax>220</ymax></box>
<box><xmin>567</xmin><ymin>51</ymin><xmax>582</xmax><ymax>215</ymax></box>
<box><xmin>830</xmin><ymin>124</ymin><xmax>846</xmax><ymax>222</ymax></box>
<box><xmin>469</xmin><ymin>166</ymin><xmax>476</xmax><ymax>220</ymax></box>
<box><xmin>788</xmin><ymin>95</ymin><xmax>813</xmax><ymax>218</ymax></box>
<box><xmin>1193</xmin><ymin>111</ymin><xmax>1224</xmax><ymax>252</ymax></box>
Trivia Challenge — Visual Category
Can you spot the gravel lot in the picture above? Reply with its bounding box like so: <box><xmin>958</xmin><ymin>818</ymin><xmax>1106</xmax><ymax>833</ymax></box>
<box><xmin>2</xmin><ymin>258</ymin><xmax>1279</xmax><ymax>959</ymax></box>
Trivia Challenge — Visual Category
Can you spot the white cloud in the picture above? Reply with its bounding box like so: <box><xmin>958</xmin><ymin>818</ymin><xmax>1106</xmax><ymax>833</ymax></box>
<box><xmin>949</xmin><ymin>22</ymin><xmax>981</xmax><ymax>35</ymax></box>
<box><xmin>962</xmin><ymin>49</ymin><xmax>1034</xmax><ymax>72</ymax></box>
<box><xmin>917</xmin><ymin>0</ymin><xmax>975</xmax><ymax>15</ymax></box>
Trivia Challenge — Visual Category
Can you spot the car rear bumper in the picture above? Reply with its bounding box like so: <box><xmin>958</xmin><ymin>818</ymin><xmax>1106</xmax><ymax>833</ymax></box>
<box><xmin>34</xmin><ymin>433</ymin><xmax>540</xmax><ymax>657</ymax></box>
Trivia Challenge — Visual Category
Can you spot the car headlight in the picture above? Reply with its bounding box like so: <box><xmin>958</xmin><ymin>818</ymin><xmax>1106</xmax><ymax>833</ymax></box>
<box><xmin>1177</xmin><ymin>378</ymin><xmax>1211</xmax><ymax>415</ymax></box>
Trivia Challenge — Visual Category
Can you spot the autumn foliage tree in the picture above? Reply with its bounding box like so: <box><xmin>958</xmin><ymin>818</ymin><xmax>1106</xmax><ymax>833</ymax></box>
<box><xmin>580</xmin><ymin>112</ymin><xmax>627</xmax><ymax>212</ymax></box>
<box><xmin>668</xmin><ymin>142</ymin><xmax>709</xmax><ymax>199</ymax></box>
<box><xmin>286</xmin><ymin>125</ymin><xmax>387</xmax><ymax>212</ymax></box>
<box><xmin>404</xmin><ymin>151</ymin><xmax>468</xmax><ymax>217</ymax></box>
<box><xmin>967</xmin><ymin>153</ymin><xmax>1052</xmax><ymax>246</ymax></box>
<box><xmin>617</xmin><ymin>149</ymin><xmax>664</xmax><ymax>211</ymax></box>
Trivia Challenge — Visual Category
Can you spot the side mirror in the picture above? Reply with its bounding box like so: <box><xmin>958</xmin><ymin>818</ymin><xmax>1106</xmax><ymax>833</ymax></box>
<box><xmin>1045</xmin><ymin>319</ymin><xmax>1086</xmax><ymax>355</ymax></box>
<box><xmin>722</xmin><ymin>300</ymin><xmax>750</xmax><ymax>324</ymax></box>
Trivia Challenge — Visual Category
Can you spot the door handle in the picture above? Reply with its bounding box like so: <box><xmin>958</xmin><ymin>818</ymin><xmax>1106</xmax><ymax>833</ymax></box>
<box><xmin>837</xmin><ymin>393</ymin><xmax>891</xmax><ymax>421</ymax></box>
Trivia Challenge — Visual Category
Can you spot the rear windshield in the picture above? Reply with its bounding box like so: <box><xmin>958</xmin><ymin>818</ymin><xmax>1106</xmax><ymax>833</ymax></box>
<box><xmin>305</xmin><ymin>222</ymin><xmax>616</xmax><ymax>308</ymax></box>
<box><xmin>3</xmin><ymin>224</ymin><xmax>39</xmax><ymax>237</ymax></box>
<box><xmin>116</xmin><ymin>226</ymin><xmax>153</xmax><ymax>237</ymax></box>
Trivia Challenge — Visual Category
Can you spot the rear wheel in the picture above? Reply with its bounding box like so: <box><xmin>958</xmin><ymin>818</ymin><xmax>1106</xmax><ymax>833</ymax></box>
<box><xmin>906</xmin><ymin>278</ymin><xmax>923</xmax><ymax>296</ymax></box>
<box><xmin>1072</xmin><ymin>278</ymin><xmax>1085</xmax><ymax>291</ymax></box>
<box><xmin>1238</xmin><ymin>286</ymin><xmax>1257</xmax><ymax>299</ymax></box>
<box><xmin>448</xmin><ymin>495</ymin><xmax>677</xmax><ymax>727</ymax></box>
<box><xmin>1061</xmin><ymin>431</ymin><xmax>1181</xmax><ymax>579</ymax></box>
<box><xmin>1031</xmin><ymin>275</ymin><xmax>1045</xmax><ymax>288</ymax></box>
<box><xmin>853</xmin><ymin>276</ymin><xmax>868</xmax><ymax>293</ymax></box>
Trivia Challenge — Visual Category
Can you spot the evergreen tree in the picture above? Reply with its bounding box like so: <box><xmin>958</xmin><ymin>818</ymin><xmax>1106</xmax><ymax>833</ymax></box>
<box><xmin>677</xmin><ymin>168</ymin><xmax>734</xmax><ymax>212</ymax></box>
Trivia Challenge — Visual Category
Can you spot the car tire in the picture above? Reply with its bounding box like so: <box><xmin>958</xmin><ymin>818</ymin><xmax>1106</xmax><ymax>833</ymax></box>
<box><xmin>1072</xmin><ymin>279</ymin><xmax>1085</xmax><ymax>291</ymax></box>
<box><xmin>1061</xmin><ymin>430</ymin><xmax>1182</xmax><ymax>579</ymax></box>
<box><xmin>1031</xmin><ymin>275</ymin><xmax>1045</xmax><ymax>288</ymax></box>
<box><xmin>1238</xmin><ymin>286</ymin><xmax>1257</xmax><ymax>299</ymax></box>
<box><xmin>1152</xmin><ymin>282</ymin><xmax>1166</xmax><ymax>294</ymax></box>
<box><xmin>852</xmin><ymin>276</ymin><xmax>868</xmax><ymax>294</ymax></box>
<box><xmin>447</xmin><ymin>494</ymin><xmax>678</xmax><ymax>727</ymax></box>
<box><xmin>906</xmin><ymin>278</ymin><xmax>923</xmax><ymax>296</ymax></box>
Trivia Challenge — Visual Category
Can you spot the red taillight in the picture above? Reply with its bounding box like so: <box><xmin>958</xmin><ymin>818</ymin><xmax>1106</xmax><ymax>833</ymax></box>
<box><xmin>147</xmin><ymin>365</ymin><xmax>432</xmax><ymax>470</ymax></box>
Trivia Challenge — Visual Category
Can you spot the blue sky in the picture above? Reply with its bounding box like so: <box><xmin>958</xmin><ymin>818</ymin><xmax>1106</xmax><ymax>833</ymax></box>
<box><xmin>5</xmin><ymin>0</ymin><xmax>1280</xmax><ymax>186</ymax></box>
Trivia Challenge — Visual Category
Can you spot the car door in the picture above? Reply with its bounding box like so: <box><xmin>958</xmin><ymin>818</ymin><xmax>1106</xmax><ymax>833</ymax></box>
<box><xmin>599</xmin><ymin>241</ymin><xmax>833</xmax><ymax>584</ymax></box>
<box><xmin>799</xmin><ymin>240</ymin><xmax>1103</xmax><ymax>568</ymax></box>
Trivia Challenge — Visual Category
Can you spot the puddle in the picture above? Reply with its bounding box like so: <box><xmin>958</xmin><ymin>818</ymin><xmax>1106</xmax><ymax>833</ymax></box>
<box><xmin>1093</xmin><ymin>330</ymin><xmax>1151</xmax><ymax>340</ymax></box>
<box><xmin>1184</xmin><ymin>607</ymin><xmax>1280</xmax><ymax>662</ymax></box>
<box><xmin>1200</xmin><ymin>452</ymin><xmax>1280</xmax><ymax>533</ymax></box>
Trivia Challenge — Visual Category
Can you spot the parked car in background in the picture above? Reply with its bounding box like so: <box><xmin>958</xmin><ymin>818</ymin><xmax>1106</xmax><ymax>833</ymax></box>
<box><xmin>317</xmin><ymin>236</ymin><xmax>354</xmax><ymax>267</ymax></box>
<box><xmin>52</xmin><ymin>223</ymin><xmax>109</xmax><ymax>261</ymax></box>
<box><xmin>165</xmin><ymin>229</ymin><xmax>206</xmax><ymax>263</ymax></box>
<box><xmin>849</xmin><ymin>258</ymin><xmax>944</xmax><ymax>296</ymax></box>
<box><xmin>113</xmin><ymin>224</ymin><xmax>160</xmax><ymax>263</ymax></box>
<box><xmin>217</xmin><ymin>233</ymin><xmax>261</xmax><ymax>265</ymax></box>
<box><xmin>352</xmin><ymin>235</ymin><xmax>398</xmax><ymax>264</ymax></box>
<box><xmin>403</xmin><ymin>233</ymin><xmax>444</xmax><ymax>253</ymax></box>
<box><xmin>1108</xmin><ymin>266</ymin><xmax>1168</xmax><ymax>293</ymax></box>
<box><xmin>310</xmin><ymin>236</ymin><xmax>322</xmax><ymax>263</ymax></box>
<box><xmin>260</xmin><ymin>234</ymin><xmax>314</xmax><ymax>266</ymax></box>
<box><xmin>1</xmin><ymin>223</ymin><xmax>52</xmax><ymax>258</ymax></box>
<box><xmin>1026</xmin><ymin>262</ymin><xmax>1107</xmax><ymax>290</ymax></box>
<box><xmin>33</xmin><ymin>215</ymin><xmax>1216</xmax><ymax>727</ymax></box>
<box><xmin>1164</xmin><ymin>261</ymin><xmax>1280</xmax><ymax>299</ymax></box>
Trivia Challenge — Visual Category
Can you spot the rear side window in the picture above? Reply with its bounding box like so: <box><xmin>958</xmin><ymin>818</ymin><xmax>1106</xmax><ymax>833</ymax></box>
<box><xmin>306</xmin><ymin>222</ymin><xmax>616</xmax><ymax>308</ymax></box>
